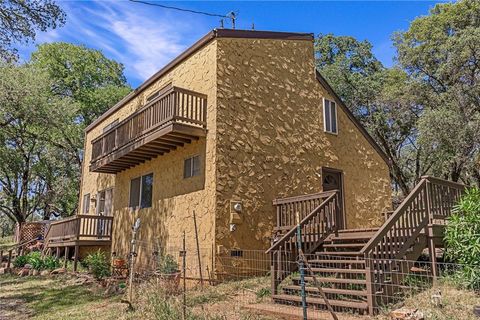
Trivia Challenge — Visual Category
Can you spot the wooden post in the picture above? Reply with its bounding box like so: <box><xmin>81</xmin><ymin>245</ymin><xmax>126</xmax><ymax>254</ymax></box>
<box><xmin>424</xmin><ymin>180</ymin><xmax>438</xmax><ymax>280</ymax></box>
<box><xmin>428</xmin><ymin>226</ymin><xmax>438</xmax><ymax>280</ymax></box>
<box><xmin>73</xmin><ymin>245</ymin><xmax>79</xmax><ymax>272</ymax></box>
<box><xmin>63</xmin><ymin>247</ymin><xmax>69</xmax><ymax>269</ymax></box>
<box><xmin>7</xmin><ymin>250</ymin><xmax>12</xmax><ymax>269</ymax></box>
<box><xmin>56</xmin><ymin>247</ymin><xmax>60</xmax><ymax>258</ymax></box>
<box><xmin>365</xmin><ymin>257</ymin><xmax>375</xmax><ymax>316</ymax></box>
<box><xmin>193</xmin><ymin>210</ymin><xmax>204</xmax><ymax>287</ymax></box>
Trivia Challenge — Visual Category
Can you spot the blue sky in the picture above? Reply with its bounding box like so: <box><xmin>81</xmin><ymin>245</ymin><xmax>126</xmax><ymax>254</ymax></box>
<box><xmin>19</xmin><ymin>1</ymin><xmax>446</xmax><ymax>88</ymax></box>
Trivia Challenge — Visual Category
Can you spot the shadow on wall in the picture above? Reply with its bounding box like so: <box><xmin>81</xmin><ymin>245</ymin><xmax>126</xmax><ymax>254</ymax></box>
<box><xmin>112</xmin><ymin>198</ymin><xmax>174</xmax><ymax>263</ymax></box>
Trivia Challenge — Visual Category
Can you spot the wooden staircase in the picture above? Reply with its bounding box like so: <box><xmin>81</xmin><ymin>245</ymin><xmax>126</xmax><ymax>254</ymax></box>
<box><xmin>267</xmin><ymin>176</ymin><xmax>465</xmax><ymax>315</ymax></box>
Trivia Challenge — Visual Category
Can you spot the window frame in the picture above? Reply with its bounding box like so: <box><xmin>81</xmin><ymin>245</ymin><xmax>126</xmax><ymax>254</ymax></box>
<box><xmin>129</xmin><ymin>173</ymin><xmax>154</xmax><ymax>210</ymax></box>
<box><xmin>183</xmin><ymin>155</ymin><xmax>201</xmax><ymax>179</ymax></box>
<box><xmin>323</xmin><ymin>98</ymin><xmax>338</xmax><ymax>135</ymax></box>
<box><xmin>82</xmin><ymin>193</ymin><xmax>90</xmax><ymax>214</ymax></box>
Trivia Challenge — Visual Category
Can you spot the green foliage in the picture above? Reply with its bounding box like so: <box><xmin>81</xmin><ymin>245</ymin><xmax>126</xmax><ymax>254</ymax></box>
<box><xmin>0</xmin><ymin>0</ymin><xmax>65</xmax><ymax>62</ymax></box>
<box><xmin>157</xmin><ymin>254</ymin><xmax>179</xmax><ymax>274</ymax></box>
<box><xmin>12</xmin><ymin>252</ymin><xmax>60</xmax><ymax>270</ymax></box>
<box><xmin>83</xmin><ymin>250</ymin><xmax>111</xmax><ymax>280</ymax></box>
<box><xmin>394</xmin><ymin>0</ymin><xmax>480</xmax><ymax>183</ymax></box>
<box><xmin>42</xmin><ymin>254</ymin><xmax>60</xmax><ymax>270</ymax></box>
<box><xmin>27</xmin><ymin>252</ymin><xmax>44</xmax><ymax>270</ymax></box>
<box><xmin>13</xmin><ymin>254</ymin><xmax>29</xmax><ymax>268</ymax></box>
<box><xmin>444</xmin><ymin>187</ymin><xmax>480</xmax><ymax>289</ymax></box>
<box><xmin>255</xmin><ymin>287</ymin><xmax>271</xmax><ymax>300</ymax></box>
<box><xmin>31</xmin><ymin>42</ymin><xmax>132</xmax><ymax>126</ymax></box>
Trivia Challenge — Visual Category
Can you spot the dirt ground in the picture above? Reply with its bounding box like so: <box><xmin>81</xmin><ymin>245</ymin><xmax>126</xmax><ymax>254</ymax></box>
<box><xmin>1</xmin><ymin>273</ymin><xmax>479</xmax><ymax>320</ymax></box>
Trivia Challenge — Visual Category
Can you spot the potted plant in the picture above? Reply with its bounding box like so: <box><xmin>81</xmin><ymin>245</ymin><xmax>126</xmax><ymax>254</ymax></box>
<box><xmin>155</xmin><ymin>254</ymin><xmax>181</xmax><ymax>294</ymax></box>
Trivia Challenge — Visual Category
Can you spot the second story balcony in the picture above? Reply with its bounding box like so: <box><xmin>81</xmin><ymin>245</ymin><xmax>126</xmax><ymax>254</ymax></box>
<box><xmin>89</xmin><ymin>86</ymin><xmax>207</xmax><ymax>173</ymax></box>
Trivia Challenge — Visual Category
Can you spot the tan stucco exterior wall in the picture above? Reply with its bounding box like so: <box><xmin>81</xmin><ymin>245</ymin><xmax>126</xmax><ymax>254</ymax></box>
<box><xmin>79</xmin><ymin>41</ymin><xmax>218</xmax><ymax>275</ymax></box>
<box><xmin>214</xmin><ymin>37</ymin><xmax>391</xmax><ymax>256</ymax></box>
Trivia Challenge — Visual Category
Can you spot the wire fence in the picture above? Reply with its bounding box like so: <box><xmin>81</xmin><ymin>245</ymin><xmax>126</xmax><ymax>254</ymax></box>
<box><xmin>116</xmin><ymin>235</ymin><xmax>480</xmax><ymax>320</ymax></box>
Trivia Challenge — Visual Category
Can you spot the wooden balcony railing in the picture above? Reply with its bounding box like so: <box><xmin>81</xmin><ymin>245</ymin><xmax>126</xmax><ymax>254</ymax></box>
<box><xmin>90</xmin><ymin>86</ymin><xmax>207</xmax><ymax>173</ymax></box>
<box><xmin>43</xmin><ymin>215</ymin><xmax>113</xmax><ymax>247</ymax></box>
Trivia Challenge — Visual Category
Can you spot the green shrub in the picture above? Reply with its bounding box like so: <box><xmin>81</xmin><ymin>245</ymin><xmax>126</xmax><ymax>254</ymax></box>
<box><xmin>13</xmin><ymin>254</ymin><xmax>29</xmax><ymax>268</ymax></box>
<box><xmin>157</xmin><ymin>254</ymin><xmax>179</xmax><ymax>274</ymax></box>
<box><xmin>83</xmin><ymin>250</ymin><xmax>111</xmax><ymax>280</ymax></box>
<box><xmin>43</xmin><ymin>255</ymin><xmax>60</xmax><ymax>270</ymax></box>
<box><xmin>12</xmin><ymin>252</ymin><xmax>60</xmax><ymax>271</ymax></box>
<box><xmin>444</xmin><ymin>187</ymin><xmax>480</xmax><ymax>289</ymax></box>
<box><xmin>28</xmin><ymin>252</ymin><xmax>44</xmax><ymax>270</ymax></box>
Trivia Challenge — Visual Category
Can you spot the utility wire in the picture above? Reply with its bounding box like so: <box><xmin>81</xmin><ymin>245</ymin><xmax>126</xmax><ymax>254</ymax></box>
<box><xmin>128</xmin><ymin>0</ymin><xmax>230</xmax><ymax>18</ymax></box>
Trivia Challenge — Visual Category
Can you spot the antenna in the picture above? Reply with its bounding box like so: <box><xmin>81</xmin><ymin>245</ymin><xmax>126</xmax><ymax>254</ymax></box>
<box><xmin>227</xmin><ymin>11</ymin><xmax>236</xmax><ymax>29</ymax></box>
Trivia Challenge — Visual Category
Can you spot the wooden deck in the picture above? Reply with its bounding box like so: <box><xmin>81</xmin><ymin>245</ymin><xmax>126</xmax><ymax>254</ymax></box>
<box><xmin>43</xmin><ymin>215</ymin><xmax>113</xmax><ymax>248</ymax></box>
<box><xmin>267</xmin><ymin>176</ymin><xmax>465</xmax><ymax>315</ymax></box>
<box><xmin>89</xmin><ymin>85</ymin><xmax>207</xmax><ymax>173</ymax></box>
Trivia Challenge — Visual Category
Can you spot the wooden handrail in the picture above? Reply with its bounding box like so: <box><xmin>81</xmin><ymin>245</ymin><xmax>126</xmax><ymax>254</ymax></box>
<box><xmin>362</xmin><ymin>176</ymin><xmax>465</xmax><ymax>313</ymax></box>
<box><xmin>272</xmin><ymin>190</ymin><xmax>337</xmax><ymax>205</ymax></box>
<box><xmin>43</xmin><ymin>215</ymin><xmax>114</xmax><ymax>248</ymax></box>
<box><xmin>267</xmin><ymin>191</ymin><xmax>338</xmax><ymax>253</ymax></box>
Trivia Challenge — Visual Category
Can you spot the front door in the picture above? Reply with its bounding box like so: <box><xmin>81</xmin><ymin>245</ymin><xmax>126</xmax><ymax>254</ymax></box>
<box><xmin>322</xmin><ymin>168</ymin><xmax>345</xmax><ymax>229</ymax></box>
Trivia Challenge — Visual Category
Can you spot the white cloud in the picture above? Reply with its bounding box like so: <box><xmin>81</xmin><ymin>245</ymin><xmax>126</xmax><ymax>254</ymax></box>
<box><xmin>19</xmin><ymin>0</ymin><xmax>210</xmax><ymax>85</ymax></box>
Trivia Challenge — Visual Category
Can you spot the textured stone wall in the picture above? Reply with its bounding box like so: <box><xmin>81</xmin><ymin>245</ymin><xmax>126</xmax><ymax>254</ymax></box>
<box><xmin>79</xmin><ymin>41</ymin><xmax>218</xmax><ymax>276</ymax></box>
<box><xmin>214</xmin><ymin>37</ymin><xmax>391</xmax><ymax>257</ymax></box>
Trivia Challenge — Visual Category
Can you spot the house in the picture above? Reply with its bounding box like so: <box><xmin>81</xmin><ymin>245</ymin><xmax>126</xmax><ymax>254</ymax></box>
<box><xmin>75</xmin><ymin>28</ymin><xmax>392</xmax><ymax>272</ymax></box>
<box><xmin>37</xmin><ymin>29</ymin><xmax>467</xmax><ymax>315</ymax></box>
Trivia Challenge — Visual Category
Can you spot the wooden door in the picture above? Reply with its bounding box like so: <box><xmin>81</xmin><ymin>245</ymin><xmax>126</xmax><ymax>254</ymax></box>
<box><xmin>322</xmin><ymin>168</ymin><xmax>345</xmax><ymax>229</ymax></box>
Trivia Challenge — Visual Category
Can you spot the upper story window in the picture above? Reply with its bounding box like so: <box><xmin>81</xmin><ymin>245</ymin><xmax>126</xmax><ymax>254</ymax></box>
<box><xmin>129</xmin><ymin>173</ymin><xmax>153</xmax><ymax>209</ymax></box>
<box><xmin>103</xmin><ymin>119</ymin><xmax>119</xmax><ymax>133</ymax></box>
<box><xmin>82</xmin><ymin>193</ymin><xmax>90</xmax><ymax>214</ymax></box>
<box><xmin>184</xmin><ymin>155</ymin><xmax>200</xmax><ymax>179</ymax></box>
<box><xmin>323</xmin><ymin>98</ymin><xmax>337</xmax><ymax>134</ymax></box>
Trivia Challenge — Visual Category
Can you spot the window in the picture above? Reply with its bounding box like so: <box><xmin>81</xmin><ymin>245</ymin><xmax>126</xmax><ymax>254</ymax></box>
<box><xmin>96</xmin><ymin>188</ymin><xmax>113</xmax><ymax>215</ymax></box>
<box><xmin>184</xmin><ymin>155</ymin><xmax>200</xmax><ymax>179</ymax></box>
<box><xmin>323</xmin><ymin>98</ymin><xmax>337</xmax><ymax>134</ymax></box>
<box><xmin>103</xmin><ymin>119</ymin><xmax>119</xmax><ymax>133</ymax></box>
<box><xmin>129</xmin><ymin>174</ymin><xmax>153</xmax><ymax>209</ymax></box>
<box><xmin>97</xmin><ymin>190</ymin><xmax>105</xmax><ymax>214</ymax></box>
<box><xmin>82</xmin><ymin>193</ymin><xmax>90</xmax><ymax>214</ymax></box>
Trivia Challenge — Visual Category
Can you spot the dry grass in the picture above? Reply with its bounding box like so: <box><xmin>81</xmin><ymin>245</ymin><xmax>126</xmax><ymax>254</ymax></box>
<box><xmin>375</xmin><ymin>280</ymin><xmax>480</xmax><ymax>320</ymax></box>
<box><xmin>127</xmin><ymin>276</ymin><xmax>274</xmax><ymax>320</ymax></box>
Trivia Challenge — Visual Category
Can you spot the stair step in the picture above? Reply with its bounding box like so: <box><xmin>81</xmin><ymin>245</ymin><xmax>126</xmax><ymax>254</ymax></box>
<box><xmin>272</xmin><ymin>294</ymin><xmax>369</xmax><ymax>310</ymax></box>
<box><xmin>327</xmin><ymin>231</ymin><xmax>376</xmax><ymax>241</ymax></box>
<box><xmin>309</xmin><ymin>259</ymin><xmax>366</xmax><ymax>265</ymax></box>
<box><xmin>337</xmin><ymin>228</ymin><xmax>379</xmax><ymax>234</ymax></box>
<box><xmin>283</xmin><ymin>285</ymin><xmax>367</xmax><ymax>296</ymax></box>
<box><xmin>316</xmin><ymin>251</ymin><xmax>363</xmax><ymax>257</ymax></box>
<box><xmin>323</xmin><ymin>243</ymin><xmax>365</xmax><ymax>248</ymax></box>
<box><xmin>309</xmin><ymin>267</ymin><xmax>366</xmax><ymax>274</ymax></box>
<box><xmin>292</xmin><ymin>276</ymin><xmax>366</xmax><ymax>285</ymax></box>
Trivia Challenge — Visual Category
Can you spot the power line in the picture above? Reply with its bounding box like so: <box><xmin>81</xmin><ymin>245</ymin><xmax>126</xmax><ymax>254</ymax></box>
<box><xmin>128</xmin><ymin>0</ymin><xmax>229</xmax><ymax>19</ymax></box>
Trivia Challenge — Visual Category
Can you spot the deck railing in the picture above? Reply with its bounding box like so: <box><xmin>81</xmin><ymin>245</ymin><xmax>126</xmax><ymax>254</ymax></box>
<box><xmin>272</xmin><ymin>191</ymin><xmax>338</xmax><ymax>234</ymax></box>
<box><xmin>91</xmin><ymin>86</ymin><xmax>207</xmax><ymax>162</ymax></box>
<box><xmin>267</xmin><ymin>191</ymin><xmax>340</xmax><ymax>295</ymax></box>
<box><xmin>361</xmin><ymin>176</ymin><xmax>465</xmax><ymax>312</ymax></box>
<box><xmin>43</xmin><ymin>215</ymin><xmax>113</xmax><ymax>247</ymax></box>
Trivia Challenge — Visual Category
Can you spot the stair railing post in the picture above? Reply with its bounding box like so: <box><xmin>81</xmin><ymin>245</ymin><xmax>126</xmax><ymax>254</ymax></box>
<box><xmin>424</xmin><ymin>178</ymin><xmax>438</xmax><ymax>280</ymax></box>
<box><xmin>365</xmin><ymin>253</ymin><xmax>375</xmax><ymax>315</ymax></box>
<box><xmin>295</xmin><ymin>212</ymin><xmax>307</xmax><ymax>320</ymax></box>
